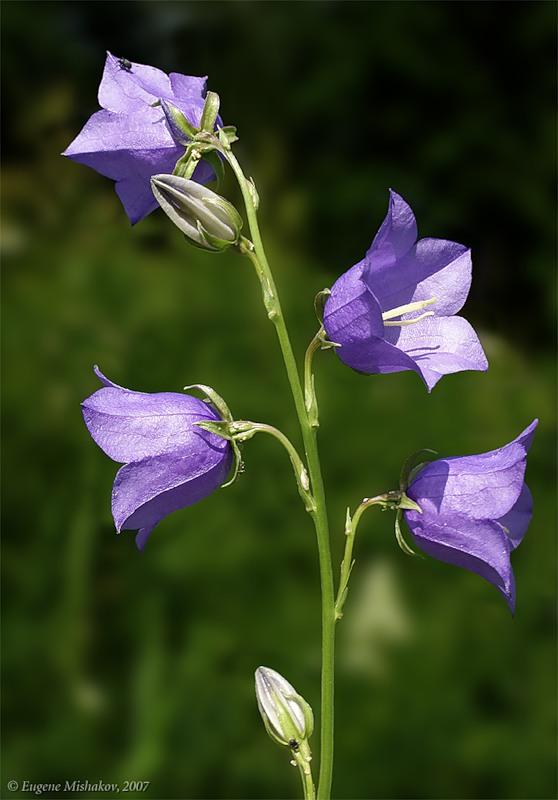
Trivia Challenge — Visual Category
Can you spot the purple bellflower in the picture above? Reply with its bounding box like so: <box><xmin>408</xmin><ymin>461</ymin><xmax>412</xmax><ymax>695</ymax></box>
<box><xmin>63</xmin><ymin>52</ymin><xmax>214</xmax><ymax>224</ymax></box>
<box><xmin>403</xmin><ymin>420</ymin><xmax>538</xmax><ymax>612</ymax></box>
<box><xmin>82</xmin><ymin>367</ymin><xmax>232</xmax><ymax>550</ymax></box>
<box><xmin>323</xmin><ymin>190</ymin><xmax>488</xmax><ymax>390</ymax></box>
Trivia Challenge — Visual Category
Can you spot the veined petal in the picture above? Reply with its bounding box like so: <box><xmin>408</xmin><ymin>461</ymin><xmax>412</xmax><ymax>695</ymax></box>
<box><xmin>497</xmin><ymin>484</ymin><xmax>533</xmax><ymax>550</ymax></box>
<box><xmin>112</xmin><ymin>445</ymin><xmax>232</xmax><ymax>533</ymax></box>
<box><xmin>82</xmin><ymin>384</ymin><xmax>223</xmax><ymax>463</ymax></box>
<box><xmin>404</xmin><ymin>512</ymin><xmax>516</xmax><ymax>612</ymax></box>
<box><xmin>366</xmin><ymin>190</ymin><xmax>417</xmax><ymax>269</ymax></box>
<box><xmin>99</xmin><ymin>52</ymin><xmax>173</xmax><ymax>113</ymax></box>
<box><xmin>323</xmin><ymin>261</ymin><xmax>384</xmax><ymax>346</ymax></box>
<box><xmin>63</xmin><ymin>108</ymin><xmax>179</xmax><ymax>166</ymax></box>
<box><xmin>408</xmin><ymin>420</ymin><xmax>538</xmax><ymax>521</ymax></box>
<box><xmin>336</xmin><ymin>334</ymin><xmax>421</xmax><ymax>377</ymax></box>
<box><xmin>365</xmin><ymin>238</ymin><xmax>472</xmax><ymax>317</ymax></box>
<box><xmin>168</xmin><ymin>73</ymin><xmax>209</xmax><ymax>128</ymax></box>
<box><xmin>386</xmin><ymin>315</ymin><xmax>488</xmax><ymax>391</ymax></box>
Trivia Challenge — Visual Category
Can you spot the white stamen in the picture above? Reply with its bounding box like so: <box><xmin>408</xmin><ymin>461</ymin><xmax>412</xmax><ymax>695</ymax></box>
<box><xmin>384</xmin><ymin>311</ymin><xmax>435</xmax><ymax>327</ymax></box>
<box><xmin>382</xmin><ymin>297</ymin><xmax>436</xmax><ymax>321</ymax></box>
<box><xmin>382</xmin><ymin>297</ymin><xmax>436</xmax><ymax>327</ymax></box>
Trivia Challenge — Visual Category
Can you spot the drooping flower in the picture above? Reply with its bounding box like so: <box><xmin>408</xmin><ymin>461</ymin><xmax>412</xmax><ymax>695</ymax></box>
<box><xmin>403</xmin><ymin>420</ymin><xmax>538</xmax><ymax>611</ymax></box>
<box><xmin>81</xmin><ymin>367</ymin><xmax>232</xmax><ymax>550</ymax></box>
<box><xmin>63</xmin><ymin>52</ymin><xmax>214</xmax><ymax>224</ymax></box>
<box><xmin>323</xmin><ymin>190</ymin><xmax>488</xmax><ymax>390</ymax></box>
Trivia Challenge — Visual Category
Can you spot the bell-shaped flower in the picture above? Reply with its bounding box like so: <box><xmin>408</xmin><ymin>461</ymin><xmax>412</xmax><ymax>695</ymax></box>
<box><xmin>63</xmin><ymin>52</ymin><xmax>214</xmax><ymax>224</ymax></box>
<box><xmin>403</xmin><ymin>420</ymin><xmax>538</xmax><ymax>612</ymax></box>
<box><xmin>81</xmin><ymin>367</ymin><xmax>232</xmax><ymax>550</ymax></box>
<box><xmin>323</xmin><ymin>190</ymin><xmax>488</xmax><ymax>390</ymax></box>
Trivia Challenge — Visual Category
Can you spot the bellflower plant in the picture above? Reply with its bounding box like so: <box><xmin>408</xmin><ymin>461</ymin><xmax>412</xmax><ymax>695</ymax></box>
<box><xmin>322</xmin><ymin>190</ymin><xmax>488</xmax><ymax>390</ymax></box>
<box><xmin>69</xmin><ymin>55</ymin><xmax>540</xmax><ymax>800</ymax></box>
<box><xmin>63</xmin><ymin>52</ymin><xmax>215</xmax><ymax>223</ymax></box>
<box><xmin>403</xmin><ymin>420</ymin><xmax>538</xmax><ymax>612</ymax></box>
<box><xmin>81</xmin><ymin>367</ymin><xmax>232</xmax><ymax>550</ymax></box>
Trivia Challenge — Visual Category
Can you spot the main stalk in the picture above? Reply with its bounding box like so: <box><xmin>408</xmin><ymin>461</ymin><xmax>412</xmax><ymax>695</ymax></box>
<box><xmin>226</xmin><ymin>149</ymin><xmax>336</xmax><ymax>799</ymax></box>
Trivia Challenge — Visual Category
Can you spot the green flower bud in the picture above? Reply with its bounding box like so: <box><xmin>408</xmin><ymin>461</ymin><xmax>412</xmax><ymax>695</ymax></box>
<box><xmin>150</xmin><ymin>174</ymin><xmax>243</xmax><ymax>252</ymax></box>
<box><xmin>255</xmin><ymin>666</ymin><xmax>314</xmax><ymax>747</ymax></box>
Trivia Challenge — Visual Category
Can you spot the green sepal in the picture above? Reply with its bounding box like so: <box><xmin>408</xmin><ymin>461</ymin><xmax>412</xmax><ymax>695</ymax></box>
<box><xmin>313</xmin><ymin>288</ymin><xmax>331</xmax><ymax>324</ymax></box>
<box><xmin>195</xmin><ymin>221</ymin><xmax>234</xmax><ymax>252</ymax></box>
<box><xmin>195</xmin><ymin>419</ymin><xmax>232</xmax><ymax>437</ymax></box>
<box><xmin>398</xmin><ymin>493</ymin><xmax>422</xmax><ymax>513</ymax></box>
<box><xmin>218</xmin><ymin>125</ymin><xmax>239</xmax><ymax>150</ymax></box>
<box><xmin>161</xmin><ymin>98</ymin><xmax>198</xmax><ymax>142</ymax></box>
<box><xmin>183</xmin><ymin>384</ymin><xmax>233</xmax><ymax>422</ymax></box>
<box><xmin>222</xmin><ymin>440</ymin><xmax>244</xmax><ymax>488</ymax></box>
<box><xmin>199</xmin><ymin>91</ymin><xmax>221</xmax><ymax>132</ymax></box>
<box><xmin>206</xmin><ymin>196</ymin><xmax>244</xmax><ymax>235</ymax></box>
<box><xmin>394</xmin><ymin>510</ymin><xmax>422</xmax><ymax>558</ymax></box>
<box><xmin>399</xmin><ymin>448</ymin><xmax>438</xmax><ymax>491</ymax></box>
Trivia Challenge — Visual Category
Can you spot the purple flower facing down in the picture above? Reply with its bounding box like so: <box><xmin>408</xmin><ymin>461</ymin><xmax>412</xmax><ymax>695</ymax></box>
<box><xmin>82</xmin><ymin>367</ymin><xmax>232</xmax><ymax>550</ymax></box>
<box><xmin>63</xmin><ymin>52</ymin><xmax>214</xmax><ymax>224</ymax></box>
<box><xmin>403</xmin><ymin>420</ymin><xmax>538</xmax><ymax>612</ymax></box>
<box><xmin>323</xmin><ymin>190</ymin><xmax>488</xmax><ymax>390</ymax></box>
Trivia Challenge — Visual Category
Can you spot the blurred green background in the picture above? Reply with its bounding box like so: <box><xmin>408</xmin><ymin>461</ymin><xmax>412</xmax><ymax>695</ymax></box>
<box><xmin>2</xmin><ymin>2</ymin><xmax>556</xmax><ymax>799</ymax></box>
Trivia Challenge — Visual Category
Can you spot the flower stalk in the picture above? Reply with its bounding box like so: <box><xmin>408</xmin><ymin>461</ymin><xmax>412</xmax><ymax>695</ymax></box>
<box><xmin>224</xmin><ymin>146</ymin><xmax>336</xmax><ymax>800</ymax></box>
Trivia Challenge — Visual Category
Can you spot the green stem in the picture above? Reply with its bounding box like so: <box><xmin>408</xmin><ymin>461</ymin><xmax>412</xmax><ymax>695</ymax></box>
<box><xmin>296</xmin><ymin>752</ymin><xmax>316</xmax><ymax>800</ymax></box>
<box><xmin>226</xmin><ymin>148</ymin><xmax>336</xmax><ymax>799</ymax></box>
<box><xmin>334</xmin><ymin>495</ymin><xmax>392</xmax><ymax>621</ymax></box>
<box><xmin>229</xmin><ymin>421</ymin><xmax>315</xmax><ymax>513</ymax></box>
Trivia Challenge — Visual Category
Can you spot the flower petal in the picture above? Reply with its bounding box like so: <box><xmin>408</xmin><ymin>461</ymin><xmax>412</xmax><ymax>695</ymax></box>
<box><xmin>408</xmin><ymin>420</ymin><xmax>538</xmax><ymax>521</ymax></box>
<box><xmin>135</xmin><ymin>526</ymin><xmax>155</xmax><ymax>551</ymax></box>
<box><xmin>169</xmin><ymin>73</ymin><xmax>208</xmax><ymax>128</ymax></box>
<box><xmin>405</xmin><ymin>512</ymin><xmax>516</xmax><ymax>612</ymax></box>
<box><xmin>366</xmin><ymin>190</ymin><xmax>417</xmax><ymax>269</ymax></box>
<box><xmin>323</xmin><ymin>261</ymin><xmax>384</xmax><ymax>344</ymax></box>
<box><xmin>365</xmin><ymin>238</ymin><xmax>472</xmax><ymax>318</ymax></box>
<box><xmin>63</xmin><ymin>108</ymin><xmax>180</xmax><ymax>168</ymax></box>
<box><xmin>112</xmin><ymin>445</ymin><xmax>232</xmax><ymax>533</ymax></box>
<box><xmin>98</xmin><ymin>52</ymin><xmax>172</xmax><ymax>113</ymax></box>
<box><xmin>386</xmin><ymin>315</ymin><xmax>488</xmax><ymax>391</ymax></box>
<box><xmin>82</xmin><ymin>384</ymin><xmax>223</xmax><ymax>463</ymax></box>
<box><xmin>497</xmin><ymin>484</ymin><xmax>533</xmax><ymax>550</ymax></box>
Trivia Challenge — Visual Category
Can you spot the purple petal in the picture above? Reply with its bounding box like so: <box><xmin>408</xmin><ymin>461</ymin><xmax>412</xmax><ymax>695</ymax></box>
<box><xmin>112</xmin><ymin>445</ymin><xmax>232</xmax><ymax>533</ymax></box>
<box><xmin>168</xmin><ymin>73</ymin><xmax>208</xmax><ymax>129</ymax></box>
<box><xmin>98</xmin><ymin>52</ymin><xmax>172</xmax><ymax>113</ymax></box>
<box><xmin>386</xmin><ymin>315</ymin><xmax>488</xmax><ymax>391</ymax></box>
<box><xmin>497</xmin><ymin>484</ymin><xmax>533</xmax><ymax>550</ymax></box>
<box><xmin>405</xmin><ymin>512</ymin><xmax>516</xmax><ymax>612</ymax></box>
<box><xmin>63</xmin><ymin>108</ymin><xmax>180</xmax><ymax>169</ymax></box>
<box><xmin>63</xmin><ymin>109</ymin><xmax>192</xmax><ymax>223</ymax></box>
<box><xmin>93</xmin><ymin>365</ymin><xmax>127</xmax><ymax>390</ymax></box>
<box><xmin>335</xmin><ymin>333</ymin><xmax>422</xmax><ymax>376</ymax></box>
<box><xmin>365</xmin><ymin>238</ymin><xmax>472</xmax><ymax>318</ymax></box>
<box><xmin>408</xmin><ymin>420</ymin><xmax>538</xmax><ymax>521</ymax></box>
<box><xmin>366</xmin><ymin>190</ymin><xmax>417</xmax><ymax>269</ymax></box>
<box><xmin>323</xmin><ymin>262</ymin><xmax>384</xmax><ymax>347</ymax></box>
<box><xmin>135</xmin><ymin>526</ymin><xmax>155</xmax><ymax>551</ymax></box>
<box><xmin>82</xmin><ymin>384</ymin><xmax>223</xmax><ymax>464</ymax></box>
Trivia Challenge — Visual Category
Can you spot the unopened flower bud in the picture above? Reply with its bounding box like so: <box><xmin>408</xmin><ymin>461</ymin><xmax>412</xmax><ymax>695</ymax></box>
<box><xmin>151</xmin><ymin>174</ymin><xmax>242</xmax><ymax>252</ymax></box>
<box><xmin>255</xmin><ymin>666</ymin><xmax>313</xmax><ymax>747</ymax></box>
